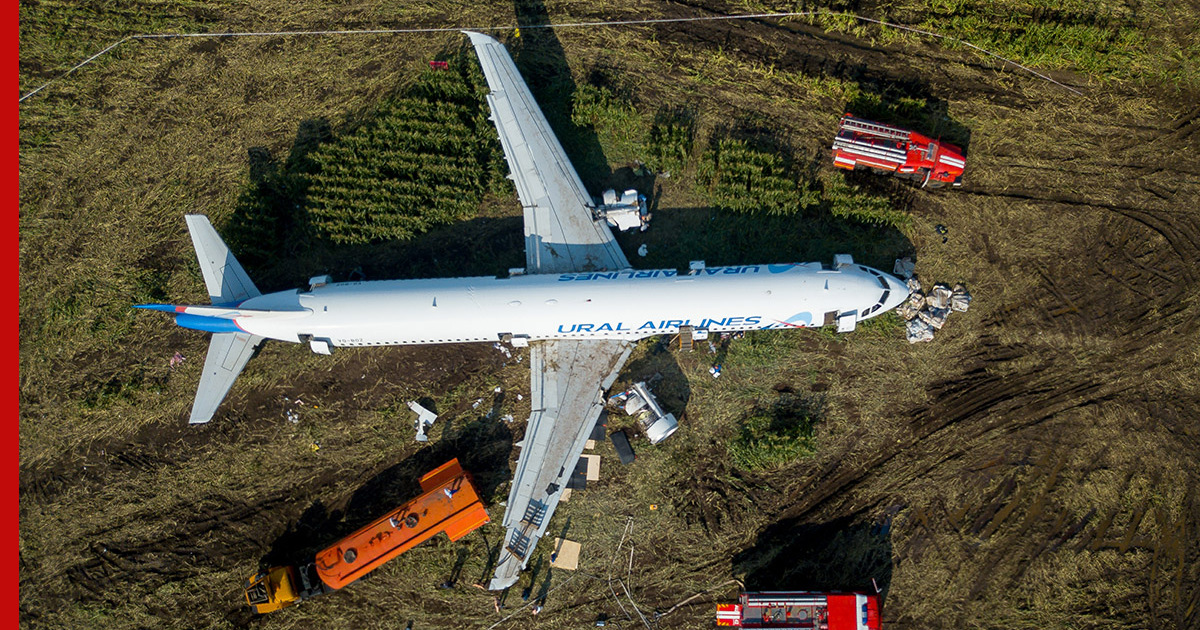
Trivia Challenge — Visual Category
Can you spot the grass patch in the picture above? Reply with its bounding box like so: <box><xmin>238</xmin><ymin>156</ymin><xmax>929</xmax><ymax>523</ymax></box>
<box><xmin>807</xmin><ymin>0</ymin><xmax>1200</xmax><ymax>90</ymax></box>
<box><xmin>647</xmin><ymin>108</ymin><xmax>696</xmax><ymax>174</ymax></box>
<box><xmin>728</xmin><ymin>392</ymin><xmax>821</xmax><ymax>471</ymax></box>
<box><xmin>18</xmin><ymin>0</ymin><xmax>215</xmax><ymax>94</ymax></box>
<box><xmin>570</xmin><ymin>83</ymin><xmax>646</xmax><ymax>162</ymax></box>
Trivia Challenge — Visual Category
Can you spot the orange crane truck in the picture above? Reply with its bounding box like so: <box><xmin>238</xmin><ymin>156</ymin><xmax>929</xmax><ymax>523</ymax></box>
<box><xmin>244</xmin><ymin>458</ymin><xmax>490</xmax><ymax>614</ymax></box>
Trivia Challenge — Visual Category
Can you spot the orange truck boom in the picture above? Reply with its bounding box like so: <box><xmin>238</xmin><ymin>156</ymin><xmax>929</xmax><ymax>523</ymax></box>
<box><xmin>244</xmin><ymin>458</ymin><xmax>490</xmax><ymax>614</ymax></box>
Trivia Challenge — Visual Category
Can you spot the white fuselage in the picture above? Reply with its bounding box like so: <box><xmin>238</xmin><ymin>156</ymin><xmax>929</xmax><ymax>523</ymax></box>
<box><xmin>231</xmin><ymin>263</ymin><xmax>910</xmax><ymax>348</ymax></box>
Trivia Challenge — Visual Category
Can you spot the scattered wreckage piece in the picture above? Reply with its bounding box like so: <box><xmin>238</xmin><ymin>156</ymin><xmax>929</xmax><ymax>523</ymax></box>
<box><xmin>907</xmin><ymin>318</ymin><xmax>936</xmax><ymax>343</ymax></box>
<box><xmin>899</xmin><ymin>276</ymin><xmax>974</xmax><ymax>343</ymax></box>
<box><xmin>407</xmin><ymin>401</ymin><xmax>439</xmax><ymax>442</ymax></box>
<box><xmin>608</xmin><ymin>381</ymin><xmax>679</xmax><ymax>444</ymax></box>
<box><xmin>595</xmin><ymin>188</ymin><xmax>650</xmax><ymax>232</ymax></box>
<box><xmin>610</xmin><ymin>429</ymin><xmax>636</xmax><ymax>465</ymax></box>
<box><xmin>951</xmin><ymin>284</ymin><xmax>972</xmax><ymax>312</ymax></box>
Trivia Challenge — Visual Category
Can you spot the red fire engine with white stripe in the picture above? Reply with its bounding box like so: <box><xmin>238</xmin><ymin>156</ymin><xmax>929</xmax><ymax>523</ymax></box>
<box><xmin>716</xmin><ymin>591</ymin><xmax>882</xmax><ymax>629</ymax></box>
<box><xmin>832</xmin><ymin>114</ymin><xmax>965</xmax><ymax>189</ymax></box>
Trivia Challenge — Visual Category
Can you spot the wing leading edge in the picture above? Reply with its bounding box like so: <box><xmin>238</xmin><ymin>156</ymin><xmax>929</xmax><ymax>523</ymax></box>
<box><xmin>464</xmin><ymin>31</ymin><xmax>630</xmax><ymax>274</ymax></box>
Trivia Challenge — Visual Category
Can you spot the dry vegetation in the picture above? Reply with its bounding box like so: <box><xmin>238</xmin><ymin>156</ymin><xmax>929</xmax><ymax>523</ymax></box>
<box><xmin>19</xmin><ymin>0</ymin><xmax>1200</xmax><ymax>629</ymax></box>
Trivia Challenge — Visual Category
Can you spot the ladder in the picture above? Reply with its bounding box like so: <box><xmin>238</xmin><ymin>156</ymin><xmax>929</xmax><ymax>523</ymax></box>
<box><xmin>678</xmin><ymin>325</ymin><xmax>694</xmax><ymax>352</ymax></box>
<box><xmin>839</xmin><ymin>115</ymin><xmax>909</xmax><ymax>141</ymax></box>
<box><xmin>832</xmin><ymin>135</ymin><xmax>908</xmax><ymax>163</ymax></box>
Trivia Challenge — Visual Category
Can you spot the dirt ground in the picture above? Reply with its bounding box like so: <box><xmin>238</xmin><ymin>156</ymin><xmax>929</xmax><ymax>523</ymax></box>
<box><xmin>18</xmin><ymin>1</ymin><xmax>1200</xmax><ymax>629</ymax></box>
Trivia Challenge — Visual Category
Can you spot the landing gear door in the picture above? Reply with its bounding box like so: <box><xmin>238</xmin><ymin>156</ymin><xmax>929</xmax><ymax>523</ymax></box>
<box><xmin>837</xmin><ymin>310</ymin><xmax>858</xmax><ymax>333</ymax></box>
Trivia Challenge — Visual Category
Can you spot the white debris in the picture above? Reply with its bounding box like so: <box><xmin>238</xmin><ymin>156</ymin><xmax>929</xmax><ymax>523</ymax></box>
<box><xmin>471</xmin><ymin>398</ymin><xmax>482</xmax><ymax>409</ymax></box>
<box><xmin>906</xmin><ymin>318</ymin><xmax>935</xmax><ymax>343</ymax></box>
<box><xmin>501</xmin><ymin>414</ymin><xmax>514</xmax><ymax>423</ymax></box>
<box><xmin>607</xmin><ymin>381</ymin><xmax>679</xmax><ymax>444</ymax></box>
<box><xmin>494</xmin><ymin>386</ymin><xmax>502</xmax><ymax>393</ymax></box>
<box><xmin>597</xmin><ymin>189</ymin><xmax>649</xmax><ymax>232</ymax></box>
<box><xmin>928</xmin><ymin>284</ymin><xmax>953</xmax><ymax>309</ymax></box>
<box><xmin>407</xmin><ymin>401</ymin><xmax>439</xmax><ymax>442</ymax></box>
<box><xmin>951</xmin><ymin>284</ymin><xmax>972</xmax><ymax>312</ymax></box>
<box><xmin>637</xmin><ymin>244</ymin><xmax>648</xmax><ymax>257</ymax></box>
<box><xmin>906</xmin><ymin>277</ymin><xmax>922</xmax><ymax>293</ymax></box>
<box><xmin>919</xmin><ymin>306</ymin><xmax>951</xmax><ymax>330</ymax></box>
<box><xmin>893</xmin><ymin>257</ymin><xmax>915</xmax><ymax>279</ymax></box>
<box><xmin>895</xmin><ymin>300</ymin><xmax>920</xmax><ymax>321</ymax></box>
<box><xmin>901</xmin><ymin>280</ymin><xmax>974</xmax><ymax>342</ymax></box>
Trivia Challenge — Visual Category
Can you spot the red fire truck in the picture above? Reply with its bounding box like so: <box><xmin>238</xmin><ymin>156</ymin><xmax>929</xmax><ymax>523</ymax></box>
<box><xmin>831</xmin><ymin>114</ymin><xmax>965</xmax><ymax>188</ymax></box>
<box><xmin>716</xmin><ymin>591</ymin><xmax>882</xmax><ymax>629</ymax></box>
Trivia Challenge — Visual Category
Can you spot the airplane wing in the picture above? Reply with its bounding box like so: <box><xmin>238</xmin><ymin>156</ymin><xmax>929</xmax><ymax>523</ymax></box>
<box><xmin>464</xmin><ymin>31</ymin><xmax>630</xmax><ymax>274</ymax></box>
<box><xmin>464</xmin><ymin>32</ymin><xmax>636</xmax><ymax>589</ymax></box>
<box><xmin>190</xmin><ymin>330</ymin><xmax>263</xmax><ymax>424</ymax></box>
<box><xmin>489</xmin><ymin>339</ymin><xmax>632</xmax><ymax>589</ymax></box>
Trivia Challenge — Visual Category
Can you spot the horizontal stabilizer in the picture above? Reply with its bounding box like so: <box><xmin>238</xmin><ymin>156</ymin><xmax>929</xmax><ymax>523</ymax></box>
<box><xmin>186</xmin><ymin>214</ymin><xmax>261</xmax><ymax>304</ymax></box>
<box><xmin>191</xmin><ymin>331</ymin><xmax>264</xmax><ymax>424</ymax></box>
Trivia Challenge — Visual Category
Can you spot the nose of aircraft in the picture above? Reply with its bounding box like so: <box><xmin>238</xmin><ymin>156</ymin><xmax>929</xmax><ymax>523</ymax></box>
<box><xmin>882</xmin><ymin>273</ymin><xmax>912</xmax><ymax>313</ymax></box>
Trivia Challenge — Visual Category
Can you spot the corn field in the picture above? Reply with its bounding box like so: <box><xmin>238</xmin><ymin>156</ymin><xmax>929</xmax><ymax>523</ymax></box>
<box><xmin>304</xmin><ymin>53</ymin><xmax>508</xmax><ymax>245</ymax></box>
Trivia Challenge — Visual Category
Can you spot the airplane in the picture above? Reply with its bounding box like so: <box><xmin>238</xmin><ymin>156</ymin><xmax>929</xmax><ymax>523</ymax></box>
<box><xmin>135</xmin><ymin>31</ymin><xmax>911</xmax><ymax>591</ymax></box>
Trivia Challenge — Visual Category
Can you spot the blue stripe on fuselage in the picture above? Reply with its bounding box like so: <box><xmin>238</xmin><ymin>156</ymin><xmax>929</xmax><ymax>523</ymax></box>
<box><xmin>175</xmin><ymin>313</ymin><xmax>244</xmax><ymax>333</ymax></box>
<box><xmin>134</xmin><ymin>303</ymin><xmax>181</xmax><ymax>313</ymax></box>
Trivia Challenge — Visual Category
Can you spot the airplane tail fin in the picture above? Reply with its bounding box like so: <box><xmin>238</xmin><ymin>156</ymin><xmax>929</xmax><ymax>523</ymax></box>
<box><xmin>143</xmin><ymin>215</ymin><xmax>267</xmax><ymax>423</ymax></box>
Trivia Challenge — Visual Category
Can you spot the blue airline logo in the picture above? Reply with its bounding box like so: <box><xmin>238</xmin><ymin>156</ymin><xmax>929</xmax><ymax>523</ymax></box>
<box><xmin>558</xmin><ymin>266</ymin><xmax>764</xmax><ymax>282</ymax></box>
<box><xmin>557</xmin><ymin>316</ymin><xmax>763</xmax><ymax>333</ymax></box>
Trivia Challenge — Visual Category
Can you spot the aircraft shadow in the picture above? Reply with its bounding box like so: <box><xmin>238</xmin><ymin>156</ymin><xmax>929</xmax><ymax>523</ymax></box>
<box><xmin>509</xmin><ymin>0</ymin><xmax>612</xmax><ymax>193</ymax></box>
<box><xmin>616</xmin><ymin>201</ymin><xmax>913</xmax><ymax>274</ymax></box>
<box><xmin>221</xmin><ymin>32</ymin><xmax>915</xmax><ymax>294</ymax></box>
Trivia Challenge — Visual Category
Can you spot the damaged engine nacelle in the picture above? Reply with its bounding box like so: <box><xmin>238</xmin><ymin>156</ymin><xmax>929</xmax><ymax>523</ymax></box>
<box><xmin>595</xmin><ymin>189</ymin><xmax>649</xmax><ymax>232</ymax></box>
<box><xmin>612</xmin><ymin>381</ymin><xmax>678</xmax><ymax>444</ymax></box>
